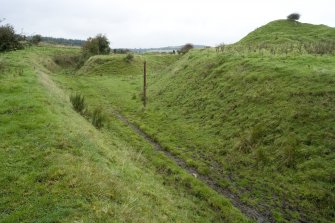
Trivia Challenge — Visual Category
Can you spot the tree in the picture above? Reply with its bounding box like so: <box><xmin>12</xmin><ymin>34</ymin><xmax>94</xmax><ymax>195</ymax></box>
<box><xmin>82</xmin><ymin>34</ymin><xmax>110</xmax><ymax>58</ymax></box>
<box><xmin>287</xmin><ymin>13</ymin><xmax>300</xmax><ymax>21</ymax></box>
<box><xmin>31</xmin><ymin>34</ymin><xmax>42</xmax><ymax>45</ymax></box>
<box><xmin>0</xmin><ymin>23</ymin><xmax>23</xmax><ymax>52</ymax></box>
<box><xmin>180</xmin><ymin>43</ymin><xmax>194</xmax><ymax>54</ymax></box>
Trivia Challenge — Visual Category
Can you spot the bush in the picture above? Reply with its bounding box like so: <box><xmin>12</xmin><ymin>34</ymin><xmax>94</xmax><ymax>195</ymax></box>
<box><xmin>82</xmin><ymin>34</ymin><xmax>110</xmax><ymax>58</ymax></box>
<box><xmin>124</xmin><ymin>53</ymin><xmax>134</xmax><ymax>63</ymax></box>
<box><xmin>287</xmin><ymin>13</ymin><xmax>300</xmax><ymax>21</ymax></box>
<box><xmin>180</xmin><ymin>43</ymin><xmax>194</xmax><ymax>54</ymax></box>
<box><xmin>0</xmin><ymin>23</ymin><xmax>23</xmax><ymax>52</ymax></box>
<box><xmin>31</xmin><ymin>34</ymin><xmax>42</xmax><ymax>45</ymax></box>
<box><xmin>91</xmin><ymin>107</ymin><xmax>105</xmax><ymax>129</ymax></box>
<box><xmin>70</xmin><ymin>93</ymin><xmax>86</xmax><ymax>114</ymax></box>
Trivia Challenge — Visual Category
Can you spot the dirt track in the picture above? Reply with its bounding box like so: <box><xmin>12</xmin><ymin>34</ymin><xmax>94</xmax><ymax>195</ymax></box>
<box><xmin>113</xmin><ymin>111</ymin><xmax>273</xmax><ymax>223</ymax></box>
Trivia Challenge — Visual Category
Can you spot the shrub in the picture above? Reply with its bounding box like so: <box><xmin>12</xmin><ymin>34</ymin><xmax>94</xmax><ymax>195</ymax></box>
<box><xmin>216</xmin><ymin>43</ymin><xmax>225</xmax><ymax>53</ymax></box>
<box><xmin>287</xmin><ymin>13</ymin><xmax>300</xmax><ymax>21</ymax></box>
<box><xmin>180</xmin><ymin>43</ymin><xmax>194</xmax><ymax>54</ymax></box>
<box><xmin>31</xmin><ymin>34</ymin><xmax>42</xmax><ymax>45</ymax></box>
<box><xmin>0</xmin><ymin>23</ymin><xmax>23</xmax><ymax>52</ymax></box>
<box><xmin>124</xmin><ymin>53</ymin><xmax>134</xmax><ymax>63</ymax></box>
<box><xmin>91</xmin><ymin>107</ymin><xmax>105</xmax><ymax>129</ymax></box>
<box><xmin>70</xmin><ymin>93</ymin><xmax>86</xmax><ymax>114</ymax></box>
<box><xmin>82</xmin><ymin>34</ymin><xmax>110</xmax><ymax>58</ymax></box>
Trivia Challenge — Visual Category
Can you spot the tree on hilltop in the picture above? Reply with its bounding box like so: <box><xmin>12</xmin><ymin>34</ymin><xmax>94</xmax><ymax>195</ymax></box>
<box><xmin>179</xmin><ymin>43</ymin><xmax>194</xmax><ymax>54</ymax></box>
<box><xmin>82</xmin><ymin>34</ymin><xmax>110</xmax><ymax>58</ymax></box>
<box><xmin>287</xmin><ymin>13</ymin><xmax>300</xmax><ymax>21</ymax></box>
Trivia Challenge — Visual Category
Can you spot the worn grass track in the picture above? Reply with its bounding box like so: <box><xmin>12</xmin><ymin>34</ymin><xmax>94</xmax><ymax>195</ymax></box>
<box><xmin>113</xmin><ymin>110</ymin><xmax>270</xmax><ymax>223</ymax></box>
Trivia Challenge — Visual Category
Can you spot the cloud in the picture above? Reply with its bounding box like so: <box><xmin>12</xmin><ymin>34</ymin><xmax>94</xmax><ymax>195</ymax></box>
<box><xmin>1</xmin><ymin>0</ymin><xmax>334</xmax><ymax>48</ymax></box>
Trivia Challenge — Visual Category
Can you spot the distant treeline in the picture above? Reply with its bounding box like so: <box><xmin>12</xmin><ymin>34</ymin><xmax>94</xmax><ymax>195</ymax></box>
<box><xmin>126</xmin><ymin>45</ymin><xmax>209</xmax><ymax>53</ymax></box>
<box><xmin>41</xmin><ymin>36</ymin><xmax>86</xmax><ymax>46</ymax></box>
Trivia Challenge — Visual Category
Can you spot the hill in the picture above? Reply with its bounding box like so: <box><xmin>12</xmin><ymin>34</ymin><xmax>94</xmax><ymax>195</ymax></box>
<box><xmin>239</xmin><ymin>19</ymin><xmax>335</xmax><ymax>46</ymax></box>
<box><xmin>51</xmin><ymin>20</ymin><xmax>335</xmax><ymax>222</ymax></box>
<box><xmin>2</xmin><ymin>19</ymin><xmax>335</xmax><ymax>222</ymax></box>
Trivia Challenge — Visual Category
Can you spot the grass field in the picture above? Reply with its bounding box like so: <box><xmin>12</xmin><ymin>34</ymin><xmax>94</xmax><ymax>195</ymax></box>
<box><xmin>0</xmin><ymin>47</ymin><xmax>249</xmax><ymax>222</ymax></box>
<box><xmin>1</xmin><ymin>19</ymin><xmax>335</xmax><ymax>222</ymax></box>
<box><xmin>50</xmin><ymin>20</ymin><xmax>335</xmax><ymax>222</ymax></box>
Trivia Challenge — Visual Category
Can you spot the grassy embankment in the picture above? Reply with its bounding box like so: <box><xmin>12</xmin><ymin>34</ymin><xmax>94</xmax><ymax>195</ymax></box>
<box><xmin>52</xmin><ymin>20</ymin><xmax>335</xmax><ymax>222</ymax></box>
<box><xmin>0</xmin><ymin>46</ymin><xmax>249</xmax><ymax>222</ymax></box>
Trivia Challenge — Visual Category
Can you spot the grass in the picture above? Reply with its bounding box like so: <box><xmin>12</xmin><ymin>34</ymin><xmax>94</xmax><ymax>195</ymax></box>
<box><xmin>50</xmin><ymin>20</ymin><xmax>335</xmax><ymax>222</ymax></box>
<box><xmin>2</xmin><ymin>19</ymin><xmax>335</xmax><ymax>222</ymax></box>
<box><xmin>70</xmin><ymin>93</ymin><xmax>86</xmax><ymax>114</ymax></box>
<box><xmin>0</xmin><ymin>47</ymin><xmax>250</xmax><ymax>222</ymax></box>
<box><xmin>239</xmin><ymin>19</ymin><xmax>335</xmax><ymax>46</ymax></box>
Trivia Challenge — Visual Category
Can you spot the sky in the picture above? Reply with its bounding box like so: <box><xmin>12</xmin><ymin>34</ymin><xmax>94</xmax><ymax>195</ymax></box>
<box><xmin>1</xmin><ymin>0</ymin><xmax>334</xmax><ymax>48</ymax></box>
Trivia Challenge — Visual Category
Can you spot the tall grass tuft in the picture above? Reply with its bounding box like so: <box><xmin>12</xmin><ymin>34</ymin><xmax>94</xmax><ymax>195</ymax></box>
<box><xmin>255</xmin><ymin>147</ymin><xmax>268</xmax><ymax>167</ymax></box>
<box><xmin>124</xmin><ymin>53</ymin><xmax>134</xmax><ymax>63</ymax></box>
<box><xmin>280</xmin><ymin>135</ymin><xmax>299</xmax><ymax>168</ymax></box>
<box><xmin>70</xmin><ymin>93</ymin><xmax>86</xmax><ymax>114</ymax></box>
<box><xmin>91</xmin><ymin>107</ymin><xmax>105</xmax><ymax>129</ymax></box>
<box><xmin>235</xmin><ymin>126</ymin><xmax>265</xmax><ymax>153</ymax></box>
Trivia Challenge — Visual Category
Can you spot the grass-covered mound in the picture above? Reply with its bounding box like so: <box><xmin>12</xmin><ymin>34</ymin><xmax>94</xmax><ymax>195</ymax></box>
<box><xmin>239</xmin><ymin>19</ymin><xmax>335</xmax><ymax>45</ymax></box>
<box><xmin>140</xmin><ymin>49</ymin><xmax>335</xmax><ymax>222</ymax></box>
<box><xmin>235</xmin><ymin>20</ymin><xmax>335</xmax><ymax>55</ymax></box>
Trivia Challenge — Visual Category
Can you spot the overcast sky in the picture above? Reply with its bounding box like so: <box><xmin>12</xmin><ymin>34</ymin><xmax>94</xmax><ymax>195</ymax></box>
<box><xmin>1</xmin><ymin>0</ymin><xmax>334</xmax><ymax>48</ymax></box>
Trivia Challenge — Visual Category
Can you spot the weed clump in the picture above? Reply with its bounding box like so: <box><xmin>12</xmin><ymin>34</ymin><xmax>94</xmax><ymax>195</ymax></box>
<box><xmin>124</xmin><ymin>53</ymin><xmax>134</xmax><ymax>63</ymax></box>
<box><xmin>255</xmin><ymin>147</ymin><xmax>268</xmax><ymax>167</ymax></box>
<box><xmin>70</xmin><ymin>93</ymin><xmax>86</xmax><ymax>114</ymax></box>
<box><xmin>91</xmin><ymin>107</ymin><xmax>105</xmax><ymax>129</ymax></box>
<box><xmin>235</xmin><ymin>125</ymin><xmax>265</xmax><ymax>153</ymax></box>
<box><xmin>281</xmin><ymin>144</ymin><xmax>298</xmax><ymax>168</ymax></box>
<box><xmin>278</xmin><ymin>135</ymin><xmax>299</xmax><ymax>168</ymax></box>
<box><xmin>70</xmin><ymin>93</ymin><xmax>106</xmax><ymax>129</ymax></box>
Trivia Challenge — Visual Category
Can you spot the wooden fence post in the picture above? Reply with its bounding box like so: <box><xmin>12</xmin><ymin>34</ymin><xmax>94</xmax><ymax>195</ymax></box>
<box><xmin>143</xmin><ymin>61</ymin><xmax>147</xmax><ymax>107</ymax></box>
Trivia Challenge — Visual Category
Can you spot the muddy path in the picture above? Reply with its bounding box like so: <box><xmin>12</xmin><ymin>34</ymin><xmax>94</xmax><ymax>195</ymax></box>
<box><xmin>113</xmin><ymin>111</ymin><xmax>273</xmax><ymax>223</ymax></box>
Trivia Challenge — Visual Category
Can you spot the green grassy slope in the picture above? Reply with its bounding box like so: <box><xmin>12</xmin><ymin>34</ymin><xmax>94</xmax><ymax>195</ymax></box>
<box><xmin>77</xmin><ymin>54</ymin><xmax>179</xmax><ymax>76</ymax></box>
<box><xmin>53</xmin><ymin>21</ymin><xmax>335</xmax><ymax>222</ymax></box>
<box><xmin>144</xmin><ymin>50</ymin><xmax>335</xmax><ymax>222</ymax></box>
<box><xmin>239</xmin><ymin>19</ymin><xmax>335</xmax><ymax>45</ymax></box>
<box><xmin>0</xmin><ymin>48</ymin><xmax>249</xmax><ymax>222</ymax></box>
